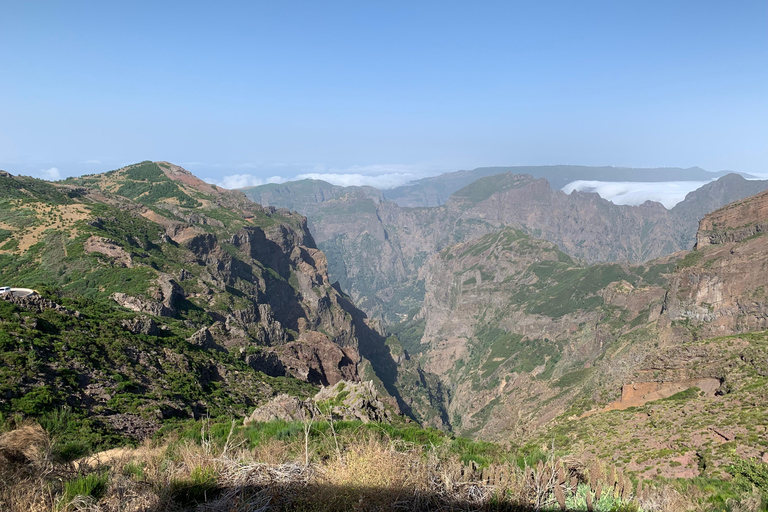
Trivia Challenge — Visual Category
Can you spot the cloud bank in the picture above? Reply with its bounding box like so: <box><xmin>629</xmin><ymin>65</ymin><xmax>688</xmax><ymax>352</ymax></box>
<box><xmin>205</xmin><ymin>164</ymin><xmax>439</xmax><ymax>190</ymax></box>
<box><xmin>293</xmin><ymin>172</ymin><xmax>417</xmax><ymax>189</ymax></box>
<box><xmin>35</xmin><ymin>167</ymin><xmax>62</xmax><ymax>180</ymax></box>
<box><xmin>562</xmin><ymin>180</ymin><xmax>714</xmax><ymax>209</ymax></box>
<box><xmin>211</xmin><ymin>174</ymin><xmax>289</xmax><ymax>190</ymax></box>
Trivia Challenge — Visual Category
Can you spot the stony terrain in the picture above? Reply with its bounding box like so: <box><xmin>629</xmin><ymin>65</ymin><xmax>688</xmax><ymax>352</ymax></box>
<box><xmin>1</xmin><ymin>162</ymin><xmax>767</xmax><ymax>511</ymax></box>
<box><xmin>660</xmin><ymin>190</ymin><xmax>768</xmax><ymax>342</ymax></box>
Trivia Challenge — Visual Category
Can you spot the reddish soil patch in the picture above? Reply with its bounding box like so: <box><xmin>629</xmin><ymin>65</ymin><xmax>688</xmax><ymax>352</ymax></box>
<box><xmin>583</xmin><ymin>378</ymin><xmax>720</xmax><ymax>417</ymax></box>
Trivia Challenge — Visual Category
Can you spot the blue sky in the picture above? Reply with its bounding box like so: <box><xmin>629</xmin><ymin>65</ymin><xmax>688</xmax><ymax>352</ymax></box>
<box><xmin>1</xmin><ymin>0</ymin><xmax>766</xmax><ymax>188</ymax></box>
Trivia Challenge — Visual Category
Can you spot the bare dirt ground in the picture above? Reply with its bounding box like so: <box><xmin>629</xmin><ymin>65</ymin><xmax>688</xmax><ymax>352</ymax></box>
<box><xmin>12</xmin><ymin>204</ymin><xmax>90</xmax><ymax>253</ymax></box>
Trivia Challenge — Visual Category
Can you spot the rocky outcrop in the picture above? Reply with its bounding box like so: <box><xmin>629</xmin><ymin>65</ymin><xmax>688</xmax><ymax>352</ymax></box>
<box><xmin>314</xmin><ymin>380</ymin><xmax>394</xmax><ymax>423</ymax></box>
<box><xmin>187</xmin><ymin>326</ymin><xmax>216</xmax><ymax>348</ymax></box>
<box><xmin>695</xmin><ymin>189</ymin><xmax>768</xmax><ymax>247</ymax></box>
<box><xmin>1</xmin><ymin>293</ymin><xmax>78</xmax><ymax>317</ymax></box>
<box><xmin>244</xmin><ymin>394</ymin><xmax>310</xmax><ymax>423</ymax></box>
<box><xmin>244</xmin><ymin>380</ymin><xmax>394</xmax><ymax>425</ymax></box>
<box><xmin>84</xmin><ymin>236</ymin><xmax>133</xmax><ymax>267</ymax></box>
<box><xmin>121</xmin><ymin>315</ymin><xmax>160</xmax><ymax>336</ymax></box>
<box><xmin>275</xmin><ymin>331</ymin><xmax>359</xmax><ymax>386</ymax></box>
<box><xmin>112</xmin><ymin>274</ymin><xmax>182</xmax><ymax>317</ymax></box>
<box><xmin>243</xmin><ymin>349</ymin><xmax>287</xmax><ymax>377</ymax></box>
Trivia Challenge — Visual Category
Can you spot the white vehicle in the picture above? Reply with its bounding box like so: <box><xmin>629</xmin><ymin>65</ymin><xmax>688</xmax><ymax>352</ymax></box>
<box><xmin>0</xmin><ymin>287</ymin><xmax>10</xmax><ymax>294</ymax></box>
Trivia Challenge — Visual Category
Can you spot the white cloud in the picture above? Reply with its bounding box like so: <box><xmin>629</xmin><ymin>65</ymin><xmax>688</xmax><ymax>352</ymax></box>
<box><xmin>562</xmin><ymin>180</ymin><xmax>714</xmax><ymax>209</ymax></box>
<box><xmin>204</xmin><ymin>174</ymin><xmax>288</xmax><ymax>189</ymax></box>
<box><xmin>36</xmin><ymin>167</ymin><xmax>62</xmax><ymax>181</ymax></box>
<box><xmin>203</xmin><ymin>163</ymin><xmax>443</xmax><ymax>190</ymax></box>
<box><xmin>295</xmin><ymin>172</ymin><xmax>417</xmax><ymax>189</ymax></box>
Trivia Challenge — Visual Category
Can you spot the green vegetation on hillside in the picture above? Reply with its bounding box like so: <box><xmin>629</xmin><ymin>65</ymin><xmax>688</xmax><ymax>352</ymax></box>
<box><xmin>452</xmin><ymin>173</ymin><xmax>534</xmax><ymax>204</ymax></box>
<box><xmin>0</xmin><ymin>295</ymin><xmax>316</xmax><ymax>444</ymax></box>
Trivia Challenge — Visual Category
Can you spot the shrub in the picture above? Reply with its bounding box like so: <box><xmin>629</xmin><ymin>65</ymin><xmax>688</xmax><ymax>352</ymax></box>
<box><xmin>62</xmin><ymin>472</ymin><xmax>109</xmax><ymax>505</ymax></box>
<box><xmin>170</xmin><ymin>465</ymin><xmax>219</xmax><ymax>506</ymax></box>
<box><xmin>729</xmin><ymin>458</ymin><xmax>768</xmax><ymax>505</ymax></box>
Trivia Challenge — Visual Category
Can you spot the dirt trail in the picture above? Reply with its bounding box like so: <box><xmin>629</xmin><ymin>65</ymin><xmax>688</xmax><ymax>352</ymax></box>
<box><xmin>75</xmin><ymin>445</ymin><xmax>164</xmax><ymax>470</ymax></box>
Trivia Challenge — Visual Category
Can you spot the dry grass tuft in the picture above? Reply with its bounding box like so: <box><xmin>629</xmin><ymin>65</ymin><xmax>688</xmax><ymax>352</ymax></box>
<box><xmin>0</xmin><ymin>423</ymin><xmax>50</xmax><ymax>465</ymax></box>
<box><xmin>639</xmin><ymin>486</ymin><xmax>696</xmax><ymax>512</ymax></box>
<box><xmin>0</xmin><ymin>421</ymin><xmax>705</xmax><ymax>512</ymax></box>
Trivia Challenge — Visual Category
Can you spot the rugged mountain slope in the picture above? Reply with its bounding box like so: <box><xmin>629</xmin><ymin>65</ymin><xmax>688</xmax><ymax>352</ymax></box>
<box><xmin>409</xmin><ymin>228</ymin><xmax>675</xmax><ymax>438</ymax></box>
<box><xmin>244</xmin><ymin>172</ymin><xmax>768</xmax><ymax>324</ymax></box>
<box><xmin>405</xmin><ymin>189</ymin><xmax>768</xmax><ymax>478</ymax></box>
<box><xmin>535</xmin><ymin>191</ymin><xmax>768</xmax><ymax>479</ymax></box>
<box><xmin>241</xmin><ymin>179</ymin><xmax>383</xmax><ymax>216</ymax></box>
<box><xmin>0</xmin><ymin>161</ymin><xmax>418</xmax><ymax>441</ymax></box>
<box><xmin>664</xmin><ymin>187</ymin><xmax>768</xmax><ymax>339</ymax></box>
<box><xmin>538</xmin><ymin>330</ymin><xmax>768</xmax><ymax>480</ymax></box>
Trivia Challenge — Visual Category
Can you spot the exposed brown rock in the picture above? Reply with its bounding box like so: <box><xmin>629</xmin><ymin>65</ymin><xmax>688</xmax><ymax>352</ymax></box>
<box><xmin>665</xmin><ymin>189</ymin><xmax>768</xmax><ymax>338</ymax></box>
<box><xmin>276</xmin><ymin>331</ymin><xmax>359</xmax><ymax>386</ymax></box>
<box><xmin>244</xmin><ymin>380</ymin><xmax>393</xmax><ymax>425</ymax></box>
<box><xmin>84</xmin><ymin>235</ymin><xmax>133</xmax><ymax>267</ymax></box>
<box><xmin>121</xmin><ymin>315</ymin><xmax>160</xmax><ymax>336</ymax></box>
<box><xmin>112</xmin><ymin>274</ymin><xmax>182</xmax><ymax>317</ymax></box>
<box><xmin>584</xmin><ymin>378</ymin><xmax>720</xmax><ymax>416</ymax></box>
<box><xmin>696</xmin><ymin>188</ymin><xmax>768</xmax><ymax>247</ymax></box>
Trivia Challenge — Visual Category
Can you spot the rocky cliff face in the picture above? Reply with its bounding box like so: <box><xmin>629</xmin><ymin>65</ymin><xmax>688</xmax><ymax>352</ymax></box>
<box><xmin>408</xmin><ymin>228</ymin><xmax>674</xmax><ymax>438</ymax></box>
<box><xmin>695</xmin><ymin>188</ymin><xmax>768</xmax><ymax>247</ymax></box>
<box><xmin>664</xmin><ymin>188</ymin><xmax>768</xmax><ymax>339</ymax></box>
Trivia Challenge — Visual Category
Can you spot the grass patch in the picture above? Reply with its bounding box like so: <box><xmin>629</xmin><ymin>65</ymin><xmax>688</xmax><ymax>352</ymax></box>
<box><xmin>63</xmin><ymin>472</ymin><xmax>109</xmax><ymax>504</ymax></box>
<box><xmin>676</xmin><ymin>250</ymin><xmax>704</xmax><ymax>270</ymax></box>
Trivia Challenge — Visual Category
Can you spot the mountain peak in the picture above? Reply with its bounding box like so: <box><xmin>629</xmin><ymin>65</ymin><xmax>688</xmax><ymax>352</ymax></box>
<box><xmin>154</xmin><ymin>161</ymin><xmax>220</xmax><ymax>195</ymax></box>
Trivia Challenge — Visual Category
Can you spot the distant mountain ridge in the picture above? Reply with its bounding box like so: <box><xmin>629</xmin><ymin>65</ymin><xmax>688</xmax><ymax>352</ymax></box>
<box><xmin>243</xmin><ymin>171</ymin><xmax>768</xmax><ymax>323</ymax></box>
<box><xmin>383</xmin><ymin>165</ymin><xmax>746</xmax><ymax>207</ymax></box>
<box><xmin>241</xmin><ymin>164</ymin><xmax>749</xmax><ymax>209</ymax></box>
